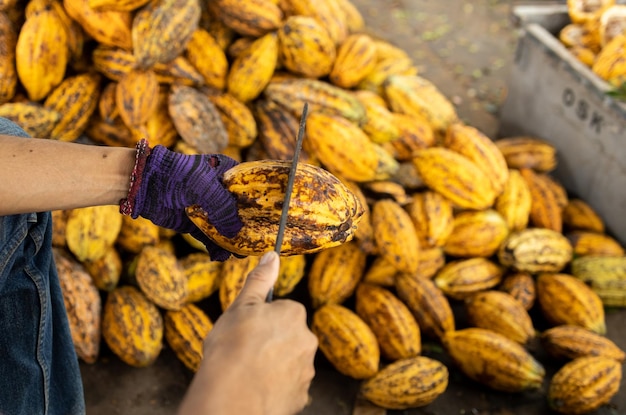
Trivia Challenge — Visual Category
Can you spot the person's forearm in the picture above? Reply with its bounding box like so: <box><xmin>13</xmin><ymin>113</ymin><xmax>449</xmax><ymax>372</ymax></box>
<box><xmin>0</xmin><ymin>135</ymin><xmax>136</xmax><ymax>215</ymax></box>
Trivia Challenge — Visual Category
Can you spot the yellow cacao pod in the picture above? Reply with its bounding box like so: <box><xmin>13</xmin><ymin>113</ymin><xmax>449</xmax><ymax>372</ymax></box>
<box><xmin>185</xmin><ymin>28</ymin><xmax>228</xmax><ymax>90</ymax></box>
<box><xmin>98</xmin><ymin>81</ymin><xmax>118</xmax><ymax>122</ymax></box>
<box><xmin>278</xmin><ymin>15</ymin><xmax>336</xmax><ymax>79</ymax></box>
<box><xmin>498</xmin><ymin>272</ymin><xmax>536</xmax><ymax>311</ymax></box>
<box><xmin>444</xmin><ymin>122</ymin><xmax>509</xmax><ymax>196</ymax></box>
<box><xmin>0</xmin><ymin>12</ymin><xmax>17</xmax><ymax>104</ymax></box>
<box><xmin>405</xmin><ymin>190</ymin><xmax>454</xmax><ymax>249</ymax></box>
<box><xmin>329</xmin><ymin>33</ymin><xmax>377</xmax><ymax>88</ymax></box>
<box><xmin>65</xmin><ymin>206</ymin><xmax>122</xmax><ymax>262</ymax></box>
<box><xmin>336</xmin><ymin>0</ymin><xmax>364</xmax><ymax>33</ymax></box>
<box><xmin>494</xmin><ymin>169</ymin><xmax>532</xmax><ymax>232</ymax></box>
<box><xmin>264</xmin><ymin>77</ymin><xmax>366</xmax><ymax>124</ymax></box>
<box><xmin>541</xmin><ymin>325</ymin><xmax>625</xmax><ymax>362</ymax></box>
<box><xmin>395</xmin><ymin>273</ymin><xmax>455</xmax><ymax>339</ymax></box>
<box><xmin>92</xmin><ymin>45</ymin><xmax>135</xmax><ymax>82</ymax></box>
<box><xmin>562</xmin><ymin>198</ymin><xmax>605</xmax><ymax>233</ymax></box>
<box><xmin>464</xmin><ymin>290</ymin><xmax>535</xmax><ymax>345</ymax></box>
<box><xmin>311</xmin><ymin>304</ymin><xmax>380</xmax><ymax>379</ymax></box>
<box><xmin>386</xmin><ymin>113</ymin><xmax>436</xmax><ymax>160</ymax></box>
<box><xmin>592</xmin><ymin>33</ymin><xmax>626</xmax><ymax>85</ymax></box>
<box><xmin>210</xmin><ymin>0</ymin><xmax>282</xmax><ymax>37</ymax></box>
<box><xmin>48</xmin><ymin>0</ymin><xmax>85</xmax><ymax>62</ymax></box>
<box><xmin>361</xmin><ymin>180</ymin><xmax>411</xmax><ymax>206</ymax></box>
<box><xmin>88</xmin><ymin>0</ymin><xmax>152</xmax><ymax>11</ymax></box>
<box><xmin>54</xmin><ymin>248</ymin><xmax>101</xmax><ymax>364</ymax></box>
<box><xmin>567</xmin><ymin>0</ymin><xmax>614</xmax><ymax>24</ymax></box>
<box><xmin>51</xmin><ymin>209</ymin><xmax>70</xmax><ymax>247</ymax></box>
<box><xmin>273</xmin><ymin>254</ymin><xmax>306</xmax><ymax>297</ymax></box>
<box><xmin>599</xmin><ymin>4</ymin><xmax>626</xmax><ymax>46</ymax></box>
<box><xmin>568</xmin><ymin>45</ymin><xmax>597</xmax><ymax>66</ymax></box>
<box><xmin>225</xmin><ymin>36</ymin><xmax>255</xmax><ymax>60</ymax></box>
<box><xmin>135</xmin><ymin>246</ymin><xmax>188</xmax><ymax>311</ymax></box>
<box><xmin>102</xmin><ymin>285</ymin><xmax>163</xmax><ymax>367</ymax></box>
<box><xmin>390</xmin><ymin>161</ymin><xmax>425</xmax><ymax>191</ymax></box>
<box><xmin>548</xmin><ymin>356</ymin><xmax>622</xmax><ymax>414</ymax></box>
<box><xmin>151</xmin><ymin>54</ymin><xmax>209</xmax><ymax>87</ymax></box>
<box><xmin>520</xmin><ymin>168</ymin><xmax>563</xmax><ymax>233</ymax></box>
<box><xmin>371</xmin><ymin>199</ymin><xmax>420</xmax><ymax>274</ymax></box>
<box><xmin>412</xmin><ymin>147</ymin><xmax>497</xmax><ymax>210</ymax></box>
<box><xmin>85</xmin><ymin>115</ymin><xmax>134</xmax><ymax>148</ymax></box>
<box><xmin>253</xmin><ymin>98</ymin><xmax>317</xmax><ymax>164</ymax></box>
<box><xmin>82</xmin><ymin>244</ymin><xmax>122</xmax><ymax>292</ymax></box>
<box><xmin>537</xmin><ymin>273</ymin><xmax>606</xmax><ymax>334</ymax></box>
<box><xmin>168</xmin><ymin>84</ymin><xmax>228</xmax><ymax>153</ymax></box>
<box><xmin>434</xmin><ymin>258</ymin><xmax>504</xmax><ymax>300</ymax></box>
<box><xmin>354</xmin><ymin>92</ymin><xmax>400</xmax><ymax>145</ymax></box>
<box><xmin>494</xmin><ymin>136</ymin><xmax>557</xmax><ymax>173</ymax></box>
<box><xmin>314</xmin><ymin>0</ymin><xmax>349</xmax><ymax>44</ymax></box>
<box><xmin>116</xmin><ymin>215</ymin><xmax>160</xmax><ymax>254</ymax></box>
<box><xmin>337</xmin><ymin>179</ymin><xmax>376</xmax><ymax>254</ymax></box>
<box><xmin>566</xmin><ymin>231</ymin><xmax>625</xmax><ymax>257</ymax></box>
<box><xmin>360</xmin><ymin>356</ymin><xmax>448</xmax><ymax>410</ymax></box>
<box><xmin>43</xmin><ymin>72</ymin><xmax>101</xmax><ymax>141</ymax></box>
<box><xmin>498</xmin><ymin>228</ymin><xmax>573</xmax><ymax>273</ymax></box>
<box><xmin>415</xmin><ymin>247</ymin><xmax>446</xmax><ymax>280</ymax></box>
<box><xmin>362</xmin><ymin>256</ymin><xmax>397</xmax><ymax>287</ymax></box>
<box><xmin>186</xmin><ymin>160</ymin><xmax>364</xmax><ymax>256</ymax></box>
<box><xmin>164</xmin><ymin>304</ymin><xmax>213</xmax><ymax>372</ymax></box>
<box><xmin>180</xmin><ymin>253</ymin><xmax>222</xmax><ymax>303</ymax></box>
<box><xmin>227</xmin><ymin>32</ymin><xmax>278</xmax><ymax>103</ymax></box>
<box><xmin>115</xmin><ymin>69</ymin><xmax>159</xmax><ymax>129</ymax></box>
<box><xmin>308</xmin><ymin>240</ymin><xmax>367</xmax><ymax>309</ymax></box>
<box><xmin>280</xmin><ymin>0</ymin><xmax>348</xmax><ymax>44</ymax></box>
<box><xmin>143</xmin><ymin>86</ymin><xmax>178</xmax><ymax>148</ymax></box>
<box><xmin>385</xmin><ymin>74</ymin><xmax>458</xmax><ymax>138</ymax></box>
<box><xmin>0</xmin><ymin>102</ymin><xmax>61</xmax><ymax>138</ymax></box>
<box><xmin>16</xmin><ymin>9</ymin><xmax>68</xmax><ymax>101</ymax></box>
<box><xmin>131</xmin><ymin>0</ymin><xmax>200</xmax><ymax>69</ymax></box>
<box><xmin>63</xmin><ymin>0</ymin><xmax>132</xmax><ymax>49</ymax></box>
<box><xmin>571</xmin><ymin>255</ymin><xmax>626</xmax><ymax>307</ymax></box>
<box><xmin>0</xmin><ymin>0</ymin><xmax>16</xmax><ymax>11</ymax></box>
<box><xmin>355</xmin><ymin>283</ymin><xmax>421</xmax><ymax>361</ymax></box>
<box><xmin>199</xmin><ymin>4</ymin><xmax>235</xmax><ymax>49</ymax></box>
<box><xmin>357</xmin><ymin>47</ymin><xmax>417</xmax><ymax>94</ymax></box>
<box><xmin>206</xmin><ymin>91</ymin><xmax>258</xmax><ymax>148</ymax></box>
<box><xmin>305</xmin><ymin>112</ymin><xmax>399</xmax><ymax>182</ymax></box>
<box><xmin>443</xmin><ymin>209</ymin><xmax>509</xmax><ymax>258</ymax></box>
<box><xmin>559</xmin><ymin>22</ymin><xmax>600</xmax><ymax>51</ymax></box>
<box><xmin>219</xmin><ymin>255</ymin><xmax>261</xmax><ymax>311</ymax></box>
<box><xmin>442</xmin><ymin>328</ymin><xmax>545</xmax><ymax>392</ymax></box>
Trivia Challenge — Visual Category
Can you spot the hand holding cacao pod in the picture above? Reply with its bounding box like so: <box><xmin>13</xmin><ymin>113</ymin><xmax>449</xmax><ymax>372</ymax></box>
<box><xmin>186</xmin><ymin>159</ymin><xmax>364</xmax><ymax>256</ymax></box>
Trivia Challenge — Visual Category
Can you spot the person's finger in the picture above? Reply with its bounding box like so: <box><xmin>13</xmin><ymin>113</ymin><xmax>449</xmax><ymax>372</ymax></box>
<box><xmin>232</xmin><ymin>251</ymin><xmax>279</xmax><ymax>305</ymax></box>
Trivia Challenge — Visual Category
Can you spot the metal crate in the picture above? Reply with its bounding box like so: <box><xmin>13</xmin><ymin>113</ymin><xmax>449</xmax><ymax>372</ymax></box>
<box><xmin>499</xmin><ymin>4</ymin><xmax>626</xmax><ymax>244</ymax></box>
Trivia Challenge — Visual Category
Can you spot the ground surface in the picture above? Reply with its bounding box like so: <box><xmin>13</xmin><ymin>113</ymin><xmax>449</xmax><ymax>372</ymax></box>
<box><xmin>81</xmin><ymin>1</ymin><xmax>626</xmax><ymax>414</ymax></box>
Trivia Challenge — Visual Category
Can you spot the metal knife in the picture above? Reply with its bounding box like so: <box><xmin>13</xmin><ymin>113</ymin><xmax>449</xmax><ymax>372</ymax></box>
<box><xmin>265</xmin><ymin>102</ymin><xmax>309</xmax><ymax>303</ymax></box>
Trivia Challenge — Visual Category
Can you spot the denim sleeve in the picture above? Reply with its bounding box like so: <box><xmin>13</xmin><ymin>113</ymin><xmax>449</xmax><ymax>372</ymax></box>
<box><xmin>0</xmin><ymin>117</ymin><xmax>30</xmax><ymax>138</ymax></box>
<box><xmin>0</xmin><ymin>117</ymin><xmax>86</xmax><ymax>414</ymax></box>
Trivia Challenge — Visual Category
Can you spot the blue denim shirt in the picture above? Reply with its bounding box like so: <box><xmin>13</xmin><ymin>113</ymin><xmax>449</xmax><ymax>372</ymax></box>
<box><xmin>0</xmin><ymin>119</ymin><xmax>85</xmax><ymax>415</ymax></box>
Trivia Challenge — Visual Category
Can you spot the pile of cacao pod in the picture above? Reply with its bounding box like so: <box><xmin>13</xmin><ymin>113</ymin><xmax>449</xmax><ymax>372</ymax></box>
<box><xmin>558</xmin><ymin>0</ymin><xmax>626</xmax><ymax>87</ymax></box>
<box><xmin>3</xmin><ymin>0</ymin><xmax>626</xmax><ymax>413</ymax></box>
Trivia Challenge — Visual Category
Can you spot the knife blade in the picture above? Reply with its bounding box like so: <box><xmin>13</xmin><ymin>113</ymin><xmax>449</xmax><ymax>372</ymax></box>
<box><xmin>266</xmin><ymin>102</ymin><xmax>309</xmax><ymax>303</ymax></box>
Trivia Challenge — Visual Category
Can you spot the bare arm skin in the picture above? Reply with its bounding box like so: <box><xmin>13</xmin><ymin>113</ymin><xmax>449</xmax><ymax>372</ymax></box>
<box><xmin>0</xmin><ymin>135</ymin><xmax>135</xmax><ymax>215</ymax></box>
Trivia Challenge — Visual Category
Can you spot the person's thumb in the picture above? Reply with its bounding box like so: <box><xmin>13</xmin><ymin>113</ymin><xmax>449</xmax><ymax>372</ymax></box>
<box><xmin>233</xmin><ymin>251</ymin><xmax>280</xmax><ymax>305</ymax></box>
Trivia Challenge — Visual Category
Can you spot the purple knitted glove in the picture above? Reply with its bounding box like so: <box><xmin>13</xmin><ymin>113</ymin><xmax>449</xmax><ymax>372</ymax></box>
<box><xmin>120</xmin><ymin>141</ymin><xmax>242</xmax><ymax>261</ymax></box>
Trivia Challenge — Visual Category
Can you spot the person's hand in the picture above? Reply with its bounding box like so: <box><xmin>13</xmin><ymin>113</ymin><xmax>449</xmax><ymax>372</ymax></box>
<box><xmin>119</xmin><ymin>140</ymin><xmax>242</xmax><ymax>261</ymax></box>
<box><xmin>177</xmin><ymin>251</ymin><xmax>319</xmax><ymax>415</ymax></box>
